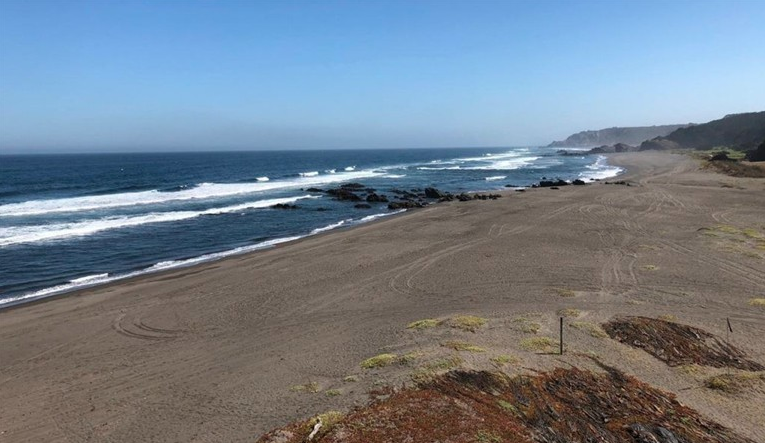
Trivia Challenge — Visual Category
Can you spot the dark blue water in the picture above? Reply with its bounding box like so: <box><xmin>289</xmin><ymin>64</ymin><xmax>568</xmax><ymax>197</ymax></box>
<box><xmin>0</xmin><ymin>147</ymin><xmax>620</xmax><ymax>306</ymax></box>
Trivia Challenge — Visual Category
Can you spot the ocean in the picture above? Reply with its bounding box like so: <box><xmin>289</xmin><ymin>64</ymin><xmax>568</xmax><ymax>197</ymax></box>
<box><xmin>0</xmin><ymin>147</ymin><xmax>621</xmax><ymax>307</ymax></box>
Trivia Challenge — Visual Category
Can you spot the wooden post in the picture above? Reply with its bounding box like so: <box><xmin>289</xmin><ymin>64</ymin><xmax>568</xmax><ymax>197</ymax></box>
<box><xmin>559</xmin><ymin>317</ymin><xmax>564</xmax><ymax>355</ymax></box>
<box><xmin>727</xmin><ymin>317</ymin><xmax>733</xmax><ymax>333</ymax></box>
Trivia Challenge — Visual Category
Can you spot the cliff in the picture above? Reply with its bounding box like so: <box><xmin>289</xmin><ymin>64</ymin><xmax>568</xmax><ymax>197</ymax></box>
<box><xmin>548</xmin><ymin>124</ymin><xmax>691</xmax><ymax>148</ymax></box>
<box><xmin>640</xmin><ymin>111</ymin><xmax>765</xmax><ymax>151</ymax></box>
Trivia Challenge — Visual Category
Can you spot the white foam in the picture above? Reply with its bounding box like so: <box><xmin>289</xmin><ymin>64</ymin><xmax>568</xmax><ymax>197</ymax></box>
<box><xmin>456</xmin><ymin>149</ymin><xmax>529</xmax><ymax>162</ymax></box>
<box><xmin>344</xmin><ymin>166</ymin><xmax>356</xmax><ymax>171</ymax></box>
<box><xmin>325</xmin><ymin>169</ymin><xmax>336</xmax><ymax>174</ymax></box>
<box><xmin>0</xmin><ymin>170</ymin><xmax>381</xmax><ymax>217</ymax></box>
<box><xmin>0</xmin><ymin>235</ymin><xmax>303</xmax><ymax>307</ymax></box>
<box><xmin>299</xmin><ymin>171</ymin><xmax>319</xmax><ymax>177</ymax></box>
<box><xmin>310</xmin><ymin>219</ymin><xmax>349</xmax><ymax>235</ymax></box>
<box><xmin>579</xmin><ymin>155</ymin><xmax>623</xmax><ymax>180</ymax></box>
<box><xmin>384</xmin><ymin>174</ymin><xmax>406</xmax><ymax>178</ymax></box>
<box><xmin>484</xmin><ymin>175</ymin><xmax>507</xmax><ymax>181</ymax></box>
<box><xmin>417</xmin><ymin>166</ymin><xmax>462</xmax><ymax>171</ymax></box>
<box><xmin>256</xmin><ymin>177</ymin><xmax>269</xmax><ymax>182</ymax></box>
<box><xmin>69</xmin><ymin>273</ymin><xmax>110</xmax><ymax>284</ymax></box>
<box><xmin>463</xmin><ymin>156</ymin><xmax>539</xmax><ymax>170</ymax></box>
<box><xmin>0</xmin><ymin>195</ymin><xmax>318</xmax><ymax>247</ymax></box>
<box><xmin>359</xmin><ymin>209</ymin><xmax>406</xmax><ymax>222</ymax></box>
<box><xmin>0</xmin><ymin>208</ymin><xmax>410</xmax><ymax>307</ymax></box>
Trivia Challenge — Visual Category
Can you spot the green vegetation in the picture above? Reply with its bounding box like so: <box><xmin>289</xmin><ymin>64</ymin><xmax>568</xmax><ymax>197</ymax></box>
<box><xmin>519</xmin><ymin>336</ymin><xmax>558</xmax><ymax>352</ymax></box>
<box><xmin>557</xmin><ymin>308</ymin><xmax>581</xmax><ymax>318</ymax></box>
<box><xmin>704</xmin><ymin>372</ymin><xmax>765</xmax><ymax>394</ymax></box>
<box><xmin>491</xmin><ymin>354</ymin><xmax>521</xmax><ymax>366</ymax></box>
<box><xmin>443</xmin><ymin>341</ymin><xmax>486</xmax><ymax>353</ymax></box>
<box><xmin>512</xmin><ymin>316</ymin><xmax>541</xmax><ymax>334</ymax></box>
<box><xmin>343</xmin><ymin>375</ymin><xmax>359</xmax><ymax>382</ymax></box>
<box><xmin>570</xmin><ymin>321</ymin><xmax>608</xmax><ymax>338</ymax></box>
<box><xmin>407</xmin><ymin>318</ymin><xmax>441</xmax><ymax>330</ymax></box>
<box><xmin>306</xmin><ymin>411</ymin><xmax>344</xmax><ymax>439</ymax></box>
<box><xmin>475</xmin><ymin>430</ymin><xmax>502</xmax><ymax>443</ymax></box>
<box><xmin>553</xmin><ymin>288</ymin><xmax>576</xmax><ymax>297</ymax></box>
<box><xmin>360</xmin><ymin>353</ymin><xmax>398</xmax><ymax>369</ymax></box>
<box><xmin>641</xmin><ymin>264</ymin><xmax>658</xmax><ymax>271</ymax></box>
<box><xmin>658</xmin><ymin>314</ymin><xmax>677</xmax><ymax>322</ymax></box>
<box><xmin>290</xmin><ymin>381</ymin><xmax>321</xmax><ymax>393</ymax></box>
<box><xmin>398</xmin><ymin>352</ymin><xmax>422</xmax><ymax>364</ymax></box>
<box><xmin>703</xmin><ymin>225</ymin><xmax>765</xmax><ymax>259</ymax></box>
<box><xmin>497</xmin><ymin>399</ymin><xmax>519</xmax><ymax>415</ymax></box>
<box><xmin>324</xmin><ymin>389</ymin><xmax>342</xmax><ymax>397</ymax></box>
<box><xmin>691</xmin><ymin>148</ymin><xmax>747</xmax><ymax>161</ymax></box>
<box><xmin>749</xmin><ymin>298</ymin><xmax>765</xmax><ymax>307</ymax></box>
<box><xmin>450</xmin><ymin>315</ymin><xmax>487</xmax><ymax>332</ymax></box>
<box><xmin>410</xmin><ymin>355</ymin><xmax>464</xmax><ymax>383</ymax></box>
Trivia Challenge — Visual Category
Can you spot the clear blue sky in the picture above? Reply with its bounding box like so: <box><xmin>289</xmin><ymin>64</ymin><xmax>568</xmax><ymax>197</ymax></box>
<box><xmin>1</xmin><ymin>0</ymin><xmax>764</xmax><ymax>152</ymax></box>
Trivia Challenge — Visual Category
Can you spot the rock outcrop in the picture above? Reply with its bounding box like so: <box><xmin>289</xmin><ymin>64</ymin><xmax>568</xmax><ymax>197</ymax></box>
<box><xmin>549</xmin><ymin>124</ymin><xmax>691</xmax><ymax>148</ymax></box>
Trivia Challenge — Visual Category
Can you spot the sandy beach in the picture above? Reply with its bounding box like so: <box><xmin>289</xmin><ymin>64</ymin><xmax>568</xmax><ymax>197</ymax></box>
<box><xmin>1</xmin><ymin>151</ymin><xmax>764</xmax><ymax>442</ymax></box>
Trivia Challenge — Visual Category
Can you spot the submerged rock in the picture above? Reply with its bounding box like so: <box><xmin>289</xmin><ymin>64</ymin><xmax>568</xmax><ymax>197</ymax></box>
<box><xmin>366</xmin><ymin>193</ymin><xmax>389</xmax><ymax>203</ymax></box>
<box><xmin>388</xmin><ymin>201</ymin><xmax>424</xmax><ymax>210</ymax></box>
<box><xmin>325</xmin><ymin>188</ymin><xmax>362</xmax><ymax>201</ymax></box>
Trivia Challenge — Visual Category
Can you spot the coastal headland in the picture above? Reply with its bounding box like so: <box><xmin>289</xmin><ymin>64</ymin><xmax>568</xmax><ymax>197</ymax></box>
<box><xmin>1</xmin><ymin>151</ymin><xmax>764</xmax><ymax>442</ymax></box>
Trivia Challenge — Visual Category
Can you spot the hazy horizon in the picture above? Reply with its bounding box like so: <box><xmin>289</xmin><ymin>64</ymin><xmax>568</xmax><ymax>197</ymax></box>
<box><xmin>1</xmin><ymin>0</ymin><xmax>764</xmax><ymax>154</ymax></box>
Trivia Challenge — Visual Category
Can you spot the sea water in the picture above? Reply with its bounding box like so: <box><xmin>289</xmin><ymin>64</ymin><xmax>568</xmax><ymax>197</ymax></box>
<box><xmin>0</xmin><ymin>147</ymin><xmax>621</xmax><ymax>306</ymax></box>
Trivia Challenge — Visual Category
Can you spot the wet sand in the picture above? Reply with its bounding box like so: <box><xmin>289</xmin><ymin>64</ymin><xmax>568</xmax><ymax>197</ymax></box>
<box><xmin>1</xmin><ymin>151</ymin><xmax>764</xmax><ymax>442</ymax></box>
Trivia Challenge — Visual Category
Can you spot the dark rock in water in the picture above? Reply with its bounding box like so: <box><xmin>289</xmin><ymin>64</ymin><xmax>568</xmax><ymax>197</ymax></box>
<box><xmin>315</xmin><ymin>207</ymin><xmax>329</xmax><ymax>211</ymax></box>
<box><xmin>504</xmin><ymin>184</ymin><xmax>523</xmax><ymax>188</ymax></box>
<box><xmin>388</xmin><ymin>201</ymin><xmax>424</xmax><ymax>210</ymax></box>
<box><xmin>473</xmin><ymin>194</ymin><xmax>501</xmax><ymax>200</ymax></box>
<box><xmin>557</xmin><ymin>149</ymin><xmax>588</xmax><ymax>156</ymax></box>
<box><xmin>354</xmin><ymin>203</ymin><xmax>372</xmax><ymax>209</ymax></box>
<box><xmin>572</xmin><ymin>179</ymin><xmax>586</xmax><ymax>185</ymax></box>
<box><xmin>390</xmin><ymin>189</ymin><xmax>420</xmax><ymax>199</ymax></box>
<box><xmin>340</xmin><ymin>183</ymin><xmax>366</xmax><ymax>190</ymax></box>
<box><xmin>709</xmin><ymin>152</ymin><xmax>733</xmax><ymax>161</ymax></box>
<box><xmin>326</xmin><ymin>188</ymin><xmax>362</xmax><ymax>201</ymax></box>
<box><xmin>537</xmin><ymin>179</ymin><xmax>569</xmax><ymax>188</ymax></box>
<box><xmin>366</xmin><ymin>193</ymin><xmax>389</xmax><ymax>203</ymax></box>
<box><xmin>424</xmin><ymin>187</ymin><xmax>447</xmax><ymax>199</ymax></box>
<box><xmin>305</xmin><ymin>187</ymin><xmax>324</xmax><ymax>193</ymax></box>
<box><xmin>745</xmin><ymin>140</ymin><xmax>765</xmax><ymax>161</ymax></box>
<box><xmin>586</xmin><ymin>142</ymin><xmax>635</xmax><ymax>154</ymax></box>
<box><xmin>272</xmin><ymin>203</ymin><xmax>298</xmax><ymax>210</ymax></box>
<box><xmin>456</xmin><ymin>193</ymin><xmax>472</xmax><ymax>202</ymax></box>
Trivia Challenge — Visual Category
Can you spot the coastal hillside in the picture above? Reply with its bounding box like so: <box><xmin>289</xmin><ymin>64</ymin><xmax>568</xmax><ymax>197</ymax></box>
<box><xmin>640</xmin><ymin>111</ymin><xmax>765</xmax><ymax>151</ymax></box>
<box><xmin>548</xmin><ymin>124</ymin><xmax>690</xmax><ymax>148</ymax></box>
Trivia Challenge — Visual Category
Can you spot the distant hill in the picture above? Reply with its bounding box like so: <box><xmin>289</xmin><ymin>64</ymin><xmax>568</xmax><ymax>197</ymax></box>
<box><xmin>548</xmin><ymin>124</ymin><xmax>691</xmax><ymax>148</ymax></box>
<box><xmin>640</xmin><ymin>111</ymin><xmax>765</xmax><ymax>151</ymax></box>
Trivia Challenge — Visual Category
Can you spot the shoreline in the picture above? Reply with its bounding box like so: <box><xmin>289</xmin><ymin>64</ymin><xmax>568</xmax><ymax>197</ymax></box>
<box><xmin>2</xmin><ymin>150</ymin><xmax>763</xmax><ymax>442</ymax></box>
<box><xmin>0</xmin><ymin>153</ymin><xmax>621</xmax><ymax>310</ymax></box>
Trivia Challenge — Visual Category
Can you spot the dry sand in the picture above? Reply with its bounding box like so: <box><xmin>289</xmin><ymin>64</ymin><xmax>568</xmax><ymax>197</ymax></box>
<box><xmin>1</xmin><ymin>151</ymin><xmax>764</xmax><ymax>442</ymax></box>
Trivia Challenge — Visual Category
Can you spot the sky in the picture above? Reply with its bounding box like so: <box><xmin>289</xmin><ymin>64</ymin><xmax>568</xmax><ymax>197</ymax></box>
<box><xmin>1</xmin><ymin>0</ymin><xmax>764</xmax><ymax>153</ymax></box>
